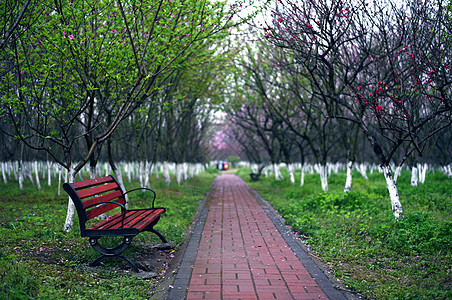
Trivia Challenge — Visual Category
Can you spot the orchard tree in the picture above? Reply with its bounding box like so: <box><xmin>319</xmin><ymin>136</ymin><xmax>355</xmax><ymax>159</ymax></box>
<box><xmin>341</xmin><ymin>0</ymin><xmax>452</xmax><ymax>218</ymax></box>
<box><xmin>261</xmin><ymin>0</ymin><xmax>367</xmax><ymax>191</ymax></box>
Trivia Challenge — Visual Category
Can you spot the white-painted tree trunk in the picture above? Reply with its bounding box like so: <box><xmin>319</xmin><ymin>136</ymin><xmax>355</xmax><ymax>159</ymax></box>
<box><xmin>184</xmin><ymin>163</ymin><xmax>189</xmax><ymax>181</ymax></box>
<box><xmin>58</xmin><ymin>166</ymin><xmax>63</xmax><ymax>195</ymax></box>
<box><xmin>34</xmin><ymin>161</ymin><xmax>42</xmax><ymax>190</ymax></box>
<box><xmin>18</xmin><ymin>161</ymin><xmax>24</xmax><ymax>189</ymax></box>
<box><xmin>27</xmin><ymin>163</ymin><xmax>34</xmax><ymax>184</ymax></box>
<box><xmin>344</xmin><ymin>160</ymin><xmax>353</xmax><ymax>193</ymax></box>
<box><xmin>1</xmin><ymin>162</ymin><xmax>7</xmax><ymax>184</ymax></box>
<box><xmin>189</xmin><ymin>163</ymin><xmax>195</xmax><ymax>178</ymax></box>
<box><xmin>393</xmin><ymin>165</ymin><xmax>402</xmax><ymax>183</ymax></box>
<box><xmin>139</xmin><ymin>161</ymin><xmax>144</xmax><ymax>187</ymax></box>
<box><xmin>113</xmin><ymin>166</ymin><xmax>129</xmax><ymax>209</ymax></box>
<box><xmin>300</xmin><ymin>166</ymin><xmax>305</xmax><ymax>186</ymax></box>
<box><xmin>176</xmin><ymin>163</ymin><xmax>184</xmax><ymax>184</ymax></box>
<box><xmin>273</xmin><ymin>163</ymin><xmax>282</xmax><ymax>180</ymax></box>
<box><xmin>104</xmin><ymin>163</ymin><xmax>110</xmax><ymax>177</ymax></box>
<box><xmin>163</xmin><ymin>161</ymin><xmax>171</xmax><ymax>187</ymax></box>
<box><xmin>144</xmin><ymin>161</ymin><xmax>150</xmax><ymax>188</ymax></box>
<box><xmin>442</xmin><ymin>164</ymin><xmax>452</xmax><ymax>177</ymax></box>
<box><xmin>381</xmin><ymin>165</ymin><xmax>404</xmax><ymax>219</ymax></box>
<box><xmin>47</xmin><ymin>162</ymin><xmax>52</xmax><ymax>186</ymax></box>
<box><xmin>418</xmin><ymin>163</ymin><xmax>428</xmax><ymax>184</ymax></box>
<box><xmin>410</xmin><ymin>165</ymin><xmax>418</xmax><ymax>186</ymax></box>
<box><xmin>288</xmin><ymin>163</ymin><xmax>295</xmax><ymax>184</ymax></box>
<box><xmin>125</xmin><ymin>163</ymin><xmax>131</xmax><ymax>182</ymax></box>
<box><xmin>357</xmin><ymin>163</ymin><xmax>369</xmax><ymax>180</ymax></box>
<box><xmin>63</xmin><ymin>169</ymin><xmax>77</xmax><ymax>232</ymax></box>
<box><xmin>319</xmin><ymin>164</ymin><xmax>328</xmax><ymax>192</ymax></box>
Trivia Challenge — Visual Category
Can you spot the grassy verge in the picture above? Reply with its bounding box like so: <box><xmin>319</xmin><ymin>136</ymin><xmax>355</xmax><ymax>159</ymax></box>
<box><xmin>0</xmin><ymin>168</ymin><xmax>218</xmax><ymax>299</ymax></box>
<box><xmin>237</xmin><ymin>168</ymin><xmax>451</xmax><ymax>299</ymax></box>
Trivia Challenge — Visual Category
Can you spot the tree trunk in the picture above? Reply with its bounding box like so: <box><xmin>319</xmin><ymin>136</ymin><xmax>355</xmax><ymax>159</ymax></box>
<box><xmin>155</xmin><ymin>162</ymin><xmax>159</xmax><ymax>179</ymax></box>
<box><xmin>183</xmin><ymin>162</ymin><xmax>189</xmax><ymax>181</ymax></box>
<box><xmin>344</xmin><ymin>160</ymin><xmax>353</xmax><ymax>193</ymax></box>
<box><xmin>189</xmin><ymin>163</ymin><xmax>195</xmax><ymax>178</ymax></box>
<box><xmin>18</xmin><ymin>161</ymin><xmax>24</xmax><ymax>189</ymax></box>
<box><xmin>144</xmin><ymin>160</ymin><xmax>150</xmax><ymax>188</ymax></box>
<box><xmin>110</xmin><ymin>161</ymin><xmax>129</xmax><ymax>209</ymax></box>
<box><xmin>89</xmin><ymin>163</ymin><xmax>97</xmax><ymax>179</ymax></box>
<box><xmin>315</xmin><ymin>163</ymin><xmax>329</xmax><ymax>192</ymax></box>
<box><xmin>288</xmin><ymin>163</ymin><xmax>295</xmax><ymax>184</ymax></box>
<box><xmin>419</xmin><ymin>163</ymin><xmax>428</xmax><ymax>184</ymax></box>
<box><xmin>381</xmin><ymin>165</ymin><xmax>404</xmax><ymax>219</ymax></box>
<box><xmin>63</xmin><ymin>168</ymin><xmax>77</xmax><ymax>232</ymax></box>
<box><xmin>58</xmin><ymin>166</ymin><xmax>62</xmax><ymax>195</ymax></box>
<box><xmin>273</xmin><ymin>163</ymin><xmax>282</xmax><ymax>180</ymax></box>
<box><xmin>34</xmin><ymin>161</ymin><xmax>42</xmax><ymax>190</ymax></box>
<box><xmin>163</xmin><ymin>161</ymin><xmax>171</xmax><ymax>187</ymax></box>
<box><xmin>411</xmin><ymin>165</ymin><xmax>418</xmax><ymax>186</ymax></box>
<box><xmin>320</xmin><ymin>164</ymin><xmax>328</xmax><ymax>192</ymax></box>
<box><xmin>393</xmin><ymin>165</ymin><xmax>402</xmax><ymax>183</ymax></box>
<box><xmin>139</xmin><ymin>161</ymin><xmax>144</xmax><ymax>187</ymax></box>
<box><xmin>47</xmin><ymin>161</ymin><xmax>52</xmax><ymax>186</ymax></box>
<box><xmin>107</xmin><ymin>141</ymin><xmax>129</xmax><ymax>208</ymax></box>
<box><xmin>1</xmin><ymin>162</ymin><xmax>7</xmax><ymax>184</ymax></box>
<box><xmin>176</xmin><ymin>163</ymin><xmax>183</xmax><ymax>184</ymax></box>
<box><xmin>300</xmin><ymin>165</ymin><xmax>305</xmax><ymax>186</ymax></box>
<box><xmin>357</xmin><ymin>163</ymin><xmax>369</xmax><ymax>180</ymax></box>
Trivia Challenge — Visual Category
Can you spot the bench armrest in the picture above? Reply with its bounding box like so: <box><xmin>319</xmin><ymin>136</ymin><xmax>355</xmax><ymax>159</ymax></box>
<box><xmin>123</xmin><ymin>187</ymin><xmax>157</xmax><ymax>208</ymax></box>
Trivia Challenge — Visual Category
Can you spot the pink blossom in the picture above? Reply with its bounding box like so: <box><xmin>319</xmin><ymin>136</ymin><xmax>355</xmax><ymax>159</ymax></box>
<box><xmin>308</xmin><ymin>24</ymin><xmax>312</xmax><ymax>28</ymax></box>
<box><xmin>112</xmin><ymin>29</ymin><xmax>116</xmax><ymax>33</ymax></box>
<box><xmin>376</xmin><ymin>105</ymin><xmax>383</xmax><ymax>111</ymax></box>
<box><xmin>278</xmin><ymin>17</ymin><xmax>283</xmax><ymax>22</ymax></box>
<box><xmin>68</xmin><ymin>34</ymin><xmax>74</xmax><ymax>39</ymax></box>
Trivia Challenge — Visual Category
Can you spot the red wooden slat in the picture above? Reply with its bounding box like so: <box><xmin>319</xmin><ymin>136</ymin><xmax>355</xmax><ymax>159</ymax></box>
<box><xmin>70</xmin><ymin>176</ymin><xmax>114</xmax><ymax>189</ymax></box>
<box><xmin>77</xmin><ymin>182</ymin><xmax>120</xmax><ymax>199</ymax></box>
<box><xmin>88</xmin><ymin>213</ymin><xmax>124</xmax><ymax>230</ymax></box>
<box><xmin>87</xmin><ymin>209</ymin><xmax>165</xmax><ymax>231</ymax></box>
<box><xmin>86</xmin><ymin>203</ymin><xmax>120</xmax><ymax>220</ymax></box>
<box><xmin>133</xmin><ymin>209</ymin><xmax>165</xmax><ymax>231</ymax></box>
<box><xmin>83</xmin><ymin>190</ymin><xmax>124</xmax><ymax>209</ymax></box>
<box><xmin>105</xmin><ymin>210</ymin><xmax>148</xmax><ymax>230</ymax></box>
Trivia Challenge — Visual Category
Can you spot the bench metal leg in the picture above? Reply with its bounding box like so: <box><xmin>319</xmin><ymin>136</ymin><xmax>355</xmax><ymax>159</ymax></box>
<box><xmin>150</xmin><ymin>228</ymin><xmax>168</xmax><ymax>243</ymax></box>
<box><xmin>90</xmin><ymin>254</ymin><xmax>139</xmax><ymax>272</ymax></box>
<box><xmin>89</xmin><ymin>236</ymin><xmax>139</xmax><ymax>272</ymax></box>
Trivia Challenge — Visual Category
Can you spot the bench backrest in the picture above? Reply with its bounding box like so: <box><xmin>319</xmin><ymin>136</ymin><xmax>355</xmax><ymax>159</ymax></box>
<box><xmin>63</xmin><ymin>176</ymin><xmax>125</xmax><ymax>235</ymax></box>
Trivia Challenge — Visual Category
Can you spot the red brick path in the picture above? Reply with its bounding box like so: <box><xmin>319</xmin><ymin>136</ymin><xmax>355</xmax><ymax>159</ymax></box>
<box><xmin>186</xmin><ymin>174</ymin><xmax>328</xmax><ymax>300</ymax></box>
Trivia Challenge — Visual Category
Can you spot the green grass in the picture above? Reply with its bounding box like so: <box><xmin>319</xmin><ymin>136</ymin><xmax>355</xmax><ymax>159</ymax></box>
<box><xmin>237</xmin><ymin>168</ymin><xmax>452</xmax><ymax>299</ymax></box>
<box><xmin>0</xmin><ymin>169</ymin><xmax>218</xmax><ymax>299</ymax></box>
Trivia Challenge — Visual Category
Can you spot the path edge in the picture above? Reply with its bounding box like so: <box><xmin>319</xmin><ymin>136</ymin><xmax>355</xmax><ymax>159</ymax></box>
<box><xmin>165</xmin><ymin>191</ymin><xmax>211</xmax><ymax>300</ymax></box>
<box><xmin>249</xmin><ymin>187</ymin><xmax>350</xmax><ymax>300</ymax></box>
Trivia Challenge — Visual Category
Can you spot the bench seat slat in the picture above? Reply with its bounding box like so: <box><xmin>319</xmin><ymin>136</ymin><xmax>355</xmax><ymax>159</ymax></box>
<box><xmin>88</xmin><ymin>208</ymin><xmax>165</xmax><ymax>231</ymax></box>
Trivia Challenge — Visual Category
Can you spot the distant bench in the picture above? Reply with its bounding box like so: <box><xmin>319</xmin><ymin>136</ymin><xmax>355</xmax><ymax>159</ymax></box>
<box><xmin>250</xmin><ymin>166</ymin><xmax>265</xmax><ymax>181</ymax></box>
<box><xmin>63</xmin><ymin>175</ymin><xmax>167</xmax><ymax>272</ymax></box>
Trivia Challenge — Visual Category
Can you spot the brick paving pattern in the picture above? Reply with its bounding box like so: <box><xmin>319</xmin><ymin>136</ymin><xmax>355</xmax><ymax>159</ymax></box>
<box><xmin>185</xmin><ymin>174</ymin><xmax>331</xmax><ymax>300</ymax></box>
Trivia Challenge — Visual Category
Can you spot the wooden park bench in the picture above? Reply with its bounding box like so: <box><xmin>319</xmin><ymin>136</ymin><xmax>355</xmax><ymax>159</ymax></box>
<box><xmin>63</xmin><ymin>175</ymin><xmax>167</xmax><ymax>272</ymax></box>
<box><xmin>250</xmin><ymin>166</ymin><xmax>265</xmax><ymax>181</ymax></box>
